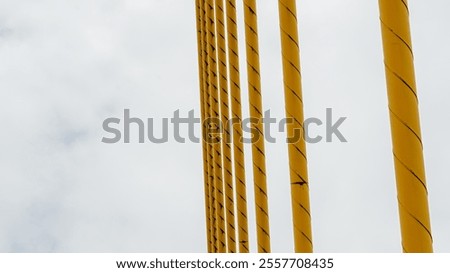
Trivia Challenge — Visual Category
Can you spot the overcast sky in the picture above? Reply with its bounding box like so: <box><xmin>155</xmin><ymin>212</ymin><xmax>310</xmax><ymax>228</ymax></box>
<box><xmin>0</xmin><ymin>0</ymin><xmax>449</xmax><ymax>253</ymax></box>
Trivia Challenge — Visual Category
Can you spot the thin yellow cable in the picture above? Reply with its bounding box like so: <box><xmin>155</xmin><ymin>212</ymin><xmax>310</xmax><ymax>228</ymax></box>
<box><xmin>202</xmin><ymin>0</ymin><xmax>219</xmax><ymax>253</ymax></box>
<box><xmin>202</xmin><ymin>1</ymin><xmax>218</xmax><ymax>253</ymax></box>
<box><xmin>195</xmin><ymin>0</ymin><xmax>213</xmax><ymax>253</ymax></box>
<box><xmin>226</xmin><ymin>0</ymin><xmax>250</xmax><ymax>253</ymax></box>
<box><xmin>201</xmin><ymin>1</ymin><xmax>219</xmax><ymax>253</ymax></box>
<box><xmin>242</xmin><ymin>0</ymin><xmax>271</xmax><ymax>253</ymax></box>
<box><xmin>378</xmin><ymin>0</ymin><xmax>433</xmax><ymax>252</ymax></box>
<box><xmin>277</xmin><ymin>0</ymin><xmax>313</xmax><ymax>253</ymax></box>
<box><xmin>206</xmin><ymin>0</ymin><xmax>227</xmax><ymax>253</ymax></box>
<box><xmin>214</xmin><ymin>0</ymin><xmax>237</xmax><ymax>253</ymax></box>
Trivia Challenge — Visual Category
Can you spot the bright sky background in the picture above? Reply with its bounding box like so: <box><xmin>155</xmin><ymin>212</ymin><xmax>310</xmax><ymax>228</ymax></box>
<box><xmin>0</xmin><ymin>0</ymin><xmax>449</xmax><ymax>252</ymax></box>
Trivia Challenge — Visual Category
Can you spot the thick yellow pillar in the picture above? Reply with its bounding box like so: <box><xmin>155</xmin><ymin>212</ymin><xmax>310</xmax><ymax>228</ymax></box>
<box><xmin>215</xmin><ymin>0</ymin><xmax>237</xmax><ymax>253</ymax></box>
<box><xmin>378</xmin><ymin>0</ymin><xmax>433</xmax><ymax>252</ymax></box>
<box><xmin>277</xmin><ymin>0</ymin><xmax>313</xmax><ymax>253</ymax></box>
<box><xmin>243</xmin><ymin>0</ymin><xmax>271</xmax><ymax>253</ymax></box>
<box><xmin>226</xmin><ymin>0</ymin><xmax>250</xmax><ymax>253</ymax></box>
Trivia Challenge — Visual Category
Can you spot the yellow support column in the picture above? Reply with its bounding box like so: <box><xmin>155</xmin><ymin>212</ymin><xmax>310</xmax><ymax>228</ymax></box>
<box><xmin>226</xmin><ymin>0</ymin><xmax>250</xmax><ymax>253</ymax></box>
<box><xmin>242</xmin><ymin>0</ymin><xmax>271</xmax><ymax>253</ymax></box>
<box><xmin>215</xmin><ymin>0</ymin><xmax>237</xmax><ymax>253</ymax></box>
<box><xmin>206</xmin><ymin>0</ymin><xmax>227</xmax><ymax>253</ymax></box>
<box><xmin>378</xmin><ymin>0</ymin><xmax>433</xmax><ymax>252</ymax></box>
<box><xmin>195</xmin><ymin>0</ymin><xmax>213</xmax><ymax>253</ymax></box>
<box><xmin>277</xmin><ymin>0</ymin><xmax>313</xmax><ymax>253</ymax></box>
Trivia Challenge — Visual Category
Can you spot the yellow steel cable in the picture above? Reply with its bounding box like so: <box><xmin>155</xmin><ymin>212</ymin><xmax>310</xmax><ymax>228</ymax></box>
<box><xmin>202</xmin><ymin>0</ymin><xmax>219</xmax><ymax>253</ymax></box>
<box><xmin>226</xmin><ymin>0</ymin><xmax>250</xmax><ymax>253</ymax></box>
<box><xmin>378</xmin><ymin>0</ymin><xmax>433</xmax><ymax>252</ymax></box>
<box><xmin>195</xmin><ymin>0</ymin><xmax>213</xmax><ymax>253</ymax></box>
<box><xmin>214</xmin><ymin>0</ymin><xmax>237</xmax><ymax>253</ymax></box>
<box><xmin>206</xmin><ymin>0</ymin><xmax>227</xmax><ymax>253</ymax></box>
<box><xmin>201</xmin><ymin>0</ymin><xmax>218</xmax><ymax>253</ymax></box>
<box><xmin>201</xmin><ymin>0</ymin><xmax>219</xmax><ymax>253</ymax></box>
<box><xmin>242</xmin><ymin>0</ymin><xmax>271</xmax><ymax>253</ymax></box>
<box><xmin>202</xmin><ymin>0</ymin><xmax>220</xmax><ymax>252</ymax></box>
<box><xmin>277</xmin><ymin>0</ymin><xmax>313</xmax><ymax>253</ymax></box>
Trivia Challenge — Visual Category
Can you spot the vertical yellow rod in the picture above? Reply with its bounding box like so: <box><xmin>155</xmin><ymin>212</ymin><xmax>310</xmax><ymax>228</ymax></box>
<box><xmin>226</xmin><ymin>0</ymin><xmax>250</xmax><ymax>253</ymax></box>
<box><xmin>195</xmin><ymin>0</ymin><xmax>213</xmax><ymax>253</ymax></box>
<box><xmin>378</xmin><ymin>0</ymin><xmax>433</xmax><ymax>252</ymax></box>
<box><xmin>277</xmin><ymin>0</ymin><xmax>313</xmax><ymax>253</ymax></box>
<box><xmin>215</xmin><ymin>0</ymin><xmax>237</xmax><ymax>253</ymax></box>
<box><xmin>203</xmin><ymin>0</ymin><xmax>219</xmax><ymax>253</ymax></box>
<box><xmin>201</xmin><ymin>0</ymin><xmax>219</xmax><ymax>252</ymax></box>
<box><xmin>206</xmin><ymin>0</ymin><xmax>227</xmax><ymax>253</ymax></box>
<box><xmin>203</xmin><ymin>2</ymin><xmax>218</xmax><ymax>253</ymax></box>
<box><xmin>242</xmin><ymin>0</ymin><xmax>271</xmax><ymax>253</ymax></box>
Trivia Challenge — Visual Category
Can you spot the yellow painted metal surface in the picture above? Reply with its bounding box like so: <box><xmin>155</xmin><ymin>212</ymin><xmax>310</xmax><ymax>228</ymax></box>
<box><xmin>378</xmin><ymin>0</ymin><xmax>433</xmax><ymax>253</ymax></box>
<box><xmin>201</xmin><ymin>0</ymin><xmax>218</xmax><ymax>253</ymax></box>
<box><xmin>242</xmin><ymin>0</ymin><xmax>271</xmax><ymax>253</ymax></box>
<box><xmin>278</xmin><ymin>0</ymin><xmax>313</xmax><ymax>253</ymax></box>
<box><xmin>205</xmin><ymin>0</ymin><xmax>227</xmax><ymax>253</ymax></box>
<box><xmin>226</xmin><ymin>0</ymin><xmax>250</xmax><ymax>253</ymax></box>
<box><xmin>194</xmin><ymin>0</ymin><xmax>213</xmax><ymax>253</ymax></box>
<box><xmin>214</xmin><ymin>0</ymin><xmax>237</xmax><ymax>253</ymax></box>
